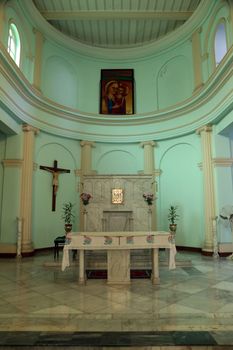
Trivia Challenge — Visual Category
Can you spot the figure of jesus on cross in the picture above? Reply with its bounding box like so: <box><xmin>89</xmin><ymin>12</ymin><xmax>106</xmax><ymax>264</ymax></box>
<box><xmin>40</xmin><ymin>160</ymin><xmax>70</xmax><ymax>211</ymax></box>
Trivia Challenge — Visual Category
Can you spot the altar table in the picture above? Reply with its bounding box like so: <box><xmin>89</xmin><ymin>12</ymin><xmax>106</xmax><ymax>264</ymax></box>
<box><xmin>62</xmin><ymin>231</ymin><xmax>176</xmax><ymax>285</ymax></box>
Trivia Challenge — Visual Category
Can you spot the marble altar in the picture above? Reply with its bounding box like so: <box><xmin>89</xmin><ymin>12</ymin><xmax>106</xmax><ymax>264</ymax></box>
<box><xmin>62</xmin><ymin>231</ymin><xmax>176</xmax><ymax>285</ymax></box>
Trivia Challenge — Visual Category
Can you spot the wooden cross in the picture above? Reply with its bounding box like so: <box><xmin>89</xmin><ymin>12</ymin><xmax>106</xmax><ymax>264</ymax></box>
<box><xmin>40</xmin><ymin>160</ymin><xmax>70</xmax><ymax>211</ymax></box>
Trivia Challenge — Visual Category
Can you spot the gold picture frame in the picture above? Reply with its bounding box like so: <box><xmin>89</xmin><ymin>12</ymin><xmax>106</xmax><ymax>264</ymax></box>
<box><xmin>112</xmin><ymin>188</ymin><xmax>124</xmax><ymax>204</ymax></box>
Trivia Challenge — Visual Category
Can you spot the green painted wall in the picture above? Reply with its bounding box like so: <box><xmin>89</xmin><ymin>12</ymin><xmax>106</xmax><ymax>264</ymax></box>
<box><xmin>40</xmin><ymin>40</ymin><xmax>193</xmax><ymax>113</ymax></box>
<box><xmin>157</xmin><ymin>134</ymin><xmax>203</xmax><ymax>247</ymax></box>
<box><xmin>33</xmin><ymin>132</ymin><xmax>81</xmax><ymax>248</ymax></box>
<box><xmin>93</xmin><ymin>142</ymin><xmax>144</xmax><ymax>175</ymax></box>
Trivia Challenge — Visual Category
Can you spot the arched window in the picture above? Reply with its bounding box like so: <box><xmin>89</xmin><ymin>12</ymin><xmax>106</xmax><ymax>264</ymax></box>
<box><xmin>7</xmin><ymin>23</ymin><xmax>21</xmax><ymax>66</ymax></box>
<box><xmin>214</xmin><ymin>22</ymin><xmax>227</xmax><ymax>66</ymax></box>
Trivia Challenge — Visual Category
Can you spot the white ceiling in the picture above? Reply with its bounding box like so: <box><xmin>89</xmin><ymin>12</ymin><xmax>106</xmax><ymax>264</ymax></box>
<box><xmin>32</xmin><ymin>0</ymin><xmax>201</xmax><ymax>48</ymax></box>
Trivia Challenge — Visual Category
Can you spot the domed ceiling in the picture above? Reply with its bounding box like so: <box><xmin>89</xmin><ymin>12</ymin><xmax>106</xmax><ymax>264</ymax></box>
<box><xmin>32</xmin><ymin>0</ymin><xmax>201</xmax><ymax>48</ymax></box>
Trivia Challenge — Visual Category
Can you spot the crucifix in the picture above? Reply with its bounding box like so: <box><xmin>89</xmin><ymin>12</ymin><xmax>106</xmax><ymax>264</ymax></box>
<box><xmin>40</xmin><ymin>160</ymin><xmax>70</xmax><ymax>211</ymax></box>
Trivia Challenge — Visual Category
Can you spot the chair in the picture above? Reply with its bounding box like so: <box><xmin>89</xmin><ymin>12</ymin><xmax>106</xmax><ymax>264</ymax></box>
<box><xmin>54</xmin><ymin>235</ymin><xmax>66</xmax><ymax>259</ymax></box>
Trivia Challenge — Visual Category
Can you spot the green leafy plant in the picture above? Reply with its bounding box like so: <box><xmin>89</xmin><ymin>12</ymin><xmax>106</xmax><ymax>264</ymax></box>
<box><xmin>62</xmin><ymin>202</ymin><xmax>75</xmax><ymax>225</ymax></box>
<box><xmin>168</xmin><ymin>205</ymin><xmax>179</xmax><ymax>224</ymax></box>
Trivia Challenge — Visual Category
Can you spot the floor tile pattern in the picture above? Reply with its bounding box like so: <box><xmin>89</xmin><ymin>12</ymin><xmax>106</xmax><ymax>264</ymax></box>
<box><xmin>1</xmin><ymin>251</ymin><xmax>233</xmax><ymax>348</ymax></box>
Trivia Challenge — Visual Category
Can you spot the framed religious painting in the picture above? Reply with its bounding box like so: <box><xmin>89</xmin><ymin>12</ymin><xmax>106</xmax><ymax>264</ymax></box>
<box><xmin>100</xmin><ymin>69</ymin><xmax>134</xmax><ymax>115</ymax></box>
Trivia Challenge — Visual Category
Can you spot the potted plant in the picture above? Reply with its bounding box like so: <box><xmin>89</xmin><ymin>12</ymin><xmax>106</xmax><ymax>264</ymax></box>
<box><xmin>168</xmin><ymin>205</ymin><xmax>179</xmax><ymax>234</ymax></box>
<box><xmin>62</xmin><ymin>202</ymin><xmax>75</xmax><ymax>233</ymax></box>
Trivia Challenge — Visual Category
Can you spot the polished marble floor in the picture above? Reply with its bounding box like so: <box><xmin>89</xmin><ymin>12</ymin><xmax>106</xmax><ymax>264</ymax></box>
<box><xmin>1</xmin><ymin>250</ymin><xmax>233</xmax><ymax>348</ymax></box>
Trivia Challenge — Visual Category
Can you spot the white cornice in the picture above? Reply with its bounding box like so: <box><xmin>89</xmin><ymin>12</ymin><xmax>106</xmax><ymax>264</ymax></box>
<box><xmin>0</xmin><ymin>34</ymin><xmax>233</xmax><ymax>142</ymax></box>
<box><xmin>19</xmin><ymin>0</ymin><xmax>214</xmax><ymax>61</ymax></box>
<box><xmin>212</xmin><ymin>158</ymin><xmax>233</xmax><ymax>167</ymax></box>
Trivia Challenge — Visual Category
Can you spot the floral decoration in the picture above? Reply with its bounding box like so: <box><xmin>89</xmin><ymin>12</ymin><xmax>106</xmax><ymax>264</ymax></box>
<box><xmin>80</xmin><ymin>192</ymin><xmax>92</xmax><ymax>205</ymax></box>
<box><xmin>143</xmin><ymin>193</ymin><xmax>154</xmax><ymax>206</ymax></box>
<box><xmin>83</xmin><ymin>236</ymin><xmax>92</xmax><ymax>245</ymax></box>
<box><xmin>146</xmin><ymin>234</ymin><xmax>154</xmax><ymax>243</ymax></box>
<box><xmin>104</xmin><ymin>236</ymin><xmax>113</xmax><ymax>245</ymax></box>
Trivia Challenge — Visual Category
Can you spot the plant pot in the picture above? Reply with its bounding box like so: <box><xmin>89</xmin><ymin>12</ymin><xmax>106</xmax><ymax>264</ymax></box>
<box><xmin>82</xmin><ymin>200</ymin><xmax>89</xmax><ymax>205</ymax></box>
<box><xmin>65</xmin><ymin>224</ymin><xmax>72</xmax><ymax>233</ymax></box>
<box><xmin>169</xmin><ymin>224</ymin><xmax>177</xmax><ymax>234</ymax></box>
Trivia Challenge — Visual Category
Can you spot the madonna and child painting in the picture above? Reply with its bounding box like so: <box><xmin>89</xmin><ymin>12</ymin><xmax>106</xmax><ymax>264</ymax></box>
<box><xmin>100</xmin><ymin>69</ymin><xmax>134</xmax><ymax>115</ymax></box>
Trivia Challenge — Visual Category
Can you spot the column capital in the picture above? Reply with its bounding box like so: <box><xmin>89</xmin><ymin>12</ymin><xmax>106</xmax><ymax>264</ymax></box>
<box><xmin>140</xmin><ymin>141</ymin><xmax>157</xmax><ymax>148</ymax></box>
<box><xmin>196</xmin><ymin>125</ymin><xmax>212</xmax><ymax>135</ymax></box>
<box><xmin>80</xmin><ymin>141</ymin><xmax>95</xmax><ymax>148</ymax></box>
<box><xmin>22</xmin><ymin>124</ymin><xmax>40</xmax><ymax>135</ymax></box>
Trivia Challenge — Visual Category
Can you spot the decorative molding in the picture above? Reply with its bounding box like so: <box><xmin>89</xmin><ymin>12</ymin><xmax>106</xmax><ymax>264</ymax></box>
<box><xmin>140</xmin><ymin>141</ymin><xmax>156</xmax><ymax>148</ymax></box>
<box><xmin>212</xmin><ymin>158</ymin><xmax>233</xmax><ymax>167</ymax></box>
<box><xmin>2</xmin><ymin>159</ymin><xmax>23</xmax><ymax>167</ymax></box>
<box><xmin>196</xmin><ymin>125</ymin><xmax>212</xmax><ymax>135</ymax></box>
<box><xmin>154</xmin><ymin>169</ymin><xmax>162</xmax><ymax>176</ymax></box>
<box><xmin>0</xmin><ymin>31</ymin><xmax>232</xmax><ymax>143</ymax></box>
<box><xmin>0</xmin><ymin>243</ymin><xmax>16</xmax><ymax>254</ymax></box>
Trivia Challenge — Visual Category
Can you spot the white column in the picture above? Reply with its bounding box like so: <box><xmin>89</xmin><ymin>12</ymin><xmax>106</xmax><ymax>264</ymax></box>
<box><xmin>33</xmin><ymin>29</ymin><xmax>44</xmax><ymax>90</ymax></box>
<box><xmin>192</xmin><ymin>28</ymin><xmax>204</xmax><ymax>92</ymax></box>
<box><xmin>140</xmin><ymin>141</ymin><xmax>156</xmax><ymax>175</ymax></box>
<box><xmin>196</xmin><ymin>125</ymin><xmax>216</xmax><ymax>253</ymax></box>
<box><xmin>20</xmin><ymin>124</ymin><xmax>39</xmax><ymax>254</ymax></box>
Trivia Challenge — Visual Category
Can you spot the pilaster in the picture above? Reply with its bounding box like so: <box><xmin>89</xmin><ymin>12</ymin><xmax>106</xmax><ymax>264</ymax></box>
<box><xmin>20</xmin><ymin>124</ymin><xmax>39</xmax><ymax>254</ymax></box>
<box><xmin>196</xmin><ymin>125</ymin><xmax>215</xmax><ymax>253</ymax></box>
<box><xmin>80</xmin><ymin>141</ymin><xmax>95</xmax><ymax>175</ymax></box>
<box><xmin>79</xmin><ymin>141</ymin><xmax>95</xmax><ymax>231</ymax></box>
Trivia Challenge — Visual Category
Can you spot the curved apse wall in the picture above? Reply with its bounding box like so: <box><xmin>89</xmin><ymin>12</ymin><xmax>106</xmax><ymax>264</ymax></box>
<box><xmin>42</xmin><ymin>56</ymin><xmax>79</xmax><ymax>109</ymax></box>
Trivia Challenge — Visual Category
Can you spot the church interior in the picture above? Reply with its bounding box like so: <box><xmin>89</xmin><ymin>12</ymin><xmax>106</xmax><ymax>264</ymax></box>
<box><xmin>0</xmin><ymin>0</ymin><xmax>233</xmax><ymax>348</ymax></box>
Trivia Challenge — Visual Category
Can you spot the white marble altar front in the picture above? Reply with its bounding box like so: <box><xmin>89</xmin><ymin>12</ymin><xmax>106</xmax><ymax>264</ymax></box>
<box><xmin>62</xmin><ymin>231</ymin><xmax>176</xmax><ymax>285</ymax></box>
